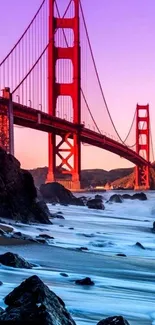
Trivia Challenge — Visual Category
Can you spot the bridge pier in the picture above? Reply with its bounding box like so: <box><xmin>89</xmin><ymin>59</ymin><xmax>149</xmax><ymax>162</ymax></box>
<box><xmin>46</xmin><ymin>132</ymin><xmax>81</xmax><ymax>190</ymax></box>
<box><xmin>134</xmin><ymin>104</ymin><xmax>150</xmax><ymax>190</ymax></box>
<box><xmin>47</xmin><ymin>0</ymin><xmax>81</xmax><ymax>190</ymax></box>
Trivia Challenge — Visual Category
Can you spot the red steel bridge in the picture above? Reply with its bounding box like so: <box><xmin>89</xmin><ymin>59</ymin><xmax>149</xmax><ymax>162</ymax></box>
<box><xmin>0</xmin><ymin>0</ymin><xmax>154</xmax><ymax>190</ymax></box>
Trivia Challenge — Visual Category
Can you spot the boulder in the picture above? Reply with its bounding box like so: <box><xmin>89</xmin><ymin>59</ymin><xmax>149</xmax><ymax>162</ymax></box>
<box><xmin>60</xmin><ymin>273</ymin><xmax>68</xmax><ymax>277</ymax></box>
<box><xmin>0</xmin><ymin>148</ymin><xmax>51</xmax><ymax>224</ymax></box>
<box><xmin>0</xmin><ymin>252</ymin><xmax>33</xmax><ymax>268</ymax></box>
<box><xmin>0</xmin><ymin>275</ymin><xmax>76</xmax><ymax>325</ymax></box>
<box><xmin>75</xmin><ymin>277</ymin><xmax>94</xmax><ymax>285</ymax></box>
<box><xmin>38</xmin><ymin>234</ymin><xmax>54</xmax><ymax>239</ymax></box>
<box><xmin>87</xmin><ymin>198</ymin><xmax>105</xmax><ymax>210</ymax></box>
<box><xmin>95</xmin><ymin>194</ymin><xmax>103</xmax><ymax>200</ymax></box>
<box><xmin>108</xmin><ymin>194</ymin><xmax>123</xmax><ymax>203</ymax></box>
<box><xmin>40</xmin><ymin>182</ymin><xmax>84</xmax><ymax>206</ymax></box>
<box><xmin>132</xmin><ymin>192</ymin><xmax>147</xmax><ymax>201</ymax></box>
<box><xmin>121</xmin><ymin>194</ymin><xmax>132</xmax><ymax>199</ymax></box>
<box><xmin>52</xmin><ymin>212</ymin><xmax>65</xmax><ymax>219</ymax></box>
<box><xmin>0</xmin><ymin>281</ymin><xmax>2</xmax><ymax>286</ymax></box>
<box><xmin>122</xmin><ymin>192</ymin><xmax>147</xmax><ymax>201</ymax></box>
<box><xmin>116</xmin><ymin>253</ymin><xmax>127</xmax><ymax>257</ymax></box>
<box><xmin>135</xmin><ymin>242</ymin><xmax>145</xmax><ymax>249</ymax></box>
<box><xmin>97</xmin><ymin>315</ymin><xmax>130</xmax><ymax>325</ymax></box>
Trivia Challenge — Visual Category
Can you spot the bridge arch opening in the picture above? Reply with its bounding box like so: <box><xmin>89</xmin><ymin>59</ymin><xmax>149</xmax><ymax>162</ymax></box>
<box><xmin>54</xmin><ymin>29</ymin><xmax>74</xmax><ymax>48</ymax></box>
<box><xmin>55</xmin><ymin>59</ymin><xmax>73</xmax><ymax>84</ymax></box>
<box><xmin>56</xmin><ymin>95</ymin><xmax>73</xmax><ymax>122</ymax></box>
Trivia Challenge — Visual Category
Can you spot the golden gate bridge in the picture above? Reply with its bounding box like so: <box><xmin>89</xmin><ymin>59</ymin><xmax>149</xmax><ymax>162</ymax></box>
<box><xmin>0</xmin><ymin>0</ymin><xmax>154</xmax><ymax>190</ymax></box>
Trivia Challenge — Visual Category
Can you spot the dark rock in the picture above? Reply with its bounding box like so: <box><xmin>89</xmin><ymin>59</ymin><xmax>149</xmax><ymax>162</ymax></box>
<box><xmin>13</xmin><ymin>231</ymin><xmax>22</xmax><ymax>237</ymax></box>
<box><xmin>12</xmin><ymin>233</ymin><xmax>33</xmax><ymax>242</ymax></box>
<box><xmin>108</xmin><ymin>194</ymin><xmax>123</xmax><ymax>203</ymax></box>
<box><xmin>87</xmin><ymin>198</ymin><xmax>105</xmax><ymax>210</ymax></box>
<box><xmin>95</xmin><ymin>194</ymin><xmax>103</xmax><ymax>200</ymax></box>
<box><xmin>0</xmin><ymin>307</ymin><xmax>3</xmax><ymax>315</ymax></box>
<box><xmin>135</xmin><ymin>242</ymin><xmax>145</xmax><ymax>249</ymax></box>
<box><xmin>29</xmin><ymin>238</ymin><xmax>37</xmax><ymax>243</ymax></box>
<box><xmin>68</xmin><ymin>227</ymin><xmax>74</xmax><ymax>230</ymax></box>
<box><xmin>77</xmin><ymin>247</ymin><xmax>88</xmax><ymax>251</ymax></box>
<box><xmin>0</xmin><ymin>281</ymin><xmax>3</xmax><ymax>285</ymax></box>
<box><xmin>122</xmin><ymin>192</ymin><xmax>147</xmax><ymax>201</ymax></box>
<box><xmin>60</xmin><ymin>273</ymin><xmax>68</xmax><ymax>277</ymax></box>
<box><xmin>36</xmin><ymin>238</ymin><xmax>46</xmax><ymax>244</ymax></box>
<box><xmin>0</xmin><ymin>275</ymin><xmax>76</xmax><ymax>325</ymax></box>
<box><xmin>152</xmin><ymin>221</ymin><xmax>155</xmax><ymax>233</ymax></box>
<box><xmin>40</xmin><ymin>182</ymin><xmax>84</xmax><ymax>206</ymax></box>
<box><xmin>0</xmin><ymin>252</ymin><xmax>32</xmax><ymax>269</ymax></box>
<box><xmin>97</xmin><ymin>315</ymin><xmax>130</xmax><ymax>325</ymax></box>
<box><xmin>132</xmin><ymin>192</ymin><xmax>147</xmax><ymax>201</ymax></box>
<box><xmin>75</xmin><ymin>277</ymin><xmax>94</xmax><ymax>286</ymax></box>
<box><xmin>78</xmin><ymin>196</ymin><xmax>87</xmax><ymax>205</ymax></box>
<box><xmin>52</xmin><ymin>212</ymin><xmax>65</xmax><ymax>219</ymax></box>
<box><xmin>59</xmin><ymin>225</ymin><xmax>64</xmax><ymax>227</ymax></box>
<box><xmin>39</xmin><ymin>234</ymin><xmax>54</xmax><ymax>239</ymax></box>
<box><xmin>116</xmin><ymin>253</ymin><xmax>127</xmax><ymax>257</ymax></box>
<box><xmin>0</xmin><ymin>148</ymin><xmax>51</xmax><ymax>224</ymax></box>
<box><xmin>0</xmin><ymin>228</ymin><xmax>6</xmax><ymax>236</ymax></box>
<box><xmin>122</xmin><ymin>194</ymin><xmax>132</xmax><ymax>199</ymax></box>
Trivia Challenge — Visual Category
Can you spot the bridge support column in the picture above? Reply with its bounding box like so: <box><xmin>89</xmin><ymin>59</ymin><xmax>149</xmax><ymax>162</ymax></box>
<box><xmin>0</xmin><ymin>87</ymin><xmax>14</xmax><ymax>155</ymax></box>
<box><xmin>46</xmin><ymin>0</ymin><xmax>81</xmax><ymax>190</ymax></box>
<box><xmin>134</xmin><ymin>104</ymin><xmax>150</xmax><ymax>190</ymax></box>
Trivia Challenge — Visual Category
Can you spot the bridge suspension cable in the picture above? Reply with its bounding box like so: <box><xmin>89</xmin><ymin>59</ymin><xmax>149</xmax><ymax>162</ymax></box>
<box><xmin>12</xmin><ymin>0</ymin><xmax>72</xmax><ymax>95</ymax></box>
<box><xmin>0</xmin><ymin>0</ymin><xmax>46</xmax><ymax>67</ymax></box>
<box><xmin>80</xmin><ymin>1</ymin><xmax>137</xmax><ymax>148</ymax></box>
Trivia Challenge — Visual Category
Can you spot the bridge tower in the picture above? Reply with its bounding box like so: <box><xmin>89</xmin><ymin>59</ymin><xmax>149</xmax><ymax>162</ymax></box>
<box><xmin>46</xmin><ymin>0</ymin><xmax>81</xmax><ymax>190</ymax></box>
<box><xmin>135</xmin><ymin>104</ymin><xmax>150</xmax><ymax>190</ymax></box>
<box><xmin>0</xmin><ymin>88</ymin><xmax>14</xmax><ymax>155</ymax></box>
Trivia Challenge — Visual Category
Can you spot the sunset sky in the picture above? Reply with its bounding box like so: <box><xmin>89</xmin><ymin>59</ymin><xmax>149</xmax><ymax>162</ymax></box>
<box><xmin>0</xmin><ymin>0</ymin><xmax>155</xmax><ymax>171</ymax></box>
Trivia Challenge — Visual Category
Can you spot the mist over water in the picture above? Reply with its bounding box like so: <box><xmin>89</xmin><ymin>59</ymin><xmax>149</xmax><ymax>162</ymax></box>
<box><xmin>0</xmin><ymin>190</ymin><xmax>155</xmax><ymax>325</ymax></box>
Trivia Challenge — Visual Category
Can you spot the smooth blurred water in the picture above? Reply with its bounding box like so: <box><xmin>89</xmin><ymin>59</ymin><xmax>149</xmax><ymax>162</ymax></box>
<box><xmin>0</xmin><ymin>190</ymin><xmax>155</xmax><ymax>325</ymax></box>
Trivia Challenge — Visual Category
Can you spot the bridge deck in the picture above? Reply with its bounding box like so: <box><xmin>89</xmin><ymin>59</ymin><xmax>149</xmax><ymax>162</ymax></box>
<box><xmin>0</xmin><ymin>98</ymin><xmax>149</xmax><ymax>166</ymax></box>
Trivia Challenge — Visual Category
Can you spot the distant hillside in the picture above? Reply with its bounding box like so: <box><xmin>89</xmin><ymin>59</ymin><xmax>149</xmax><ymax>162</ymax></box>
<box><xmin>29</xmin><ymin>166</ymin><xmax>133</xmax><ymax>188</ymax></box>
<box><xmin>111</xmin><ymin>167</ymin><xmax>155</xmax><ymax>189</ymax></box>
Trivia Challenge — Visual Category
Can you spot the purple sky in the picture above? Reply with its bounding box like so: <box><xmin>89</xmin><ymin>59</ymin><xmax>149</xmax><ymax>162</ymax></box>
<box><xmin>0</xmin><ymin>0</ymin><xmax>155</xmax><ymax>170</ymax></box>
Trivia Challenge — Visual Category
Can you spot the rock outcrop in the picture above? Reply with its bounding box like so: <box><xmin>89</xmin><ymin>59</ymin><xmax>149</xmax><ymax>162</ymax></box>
<box><xmin>87</xmin><ymin>198</ymin><xmax>105</xmax><ymax>210</ymax></box>
<box><xmin>109</xmin><ymin>192</ymin><xmax>147</xmax><ymax>203</ymax></box>
<box><xmin>108</xmin><ymin>194</ymin><xmax>123</xmax><ymax>203</ymax></box>
<box><xmin>0</xmin><ymin>252</ymin><xmax>33</xmax><ymax>269</ymax></box>
<box><xmin>0</xmin><ymin>148</ymin><xmax>51</xmax><ymax>224</ymax></box>
<box><xmin>75</xmin><ymin>277</ymin><xmax>94</xmax><ymax>285</ymax></box>
<box><xmin>40</xmin><ymin>182</ymin><xmax>84</xmax><ymax>206</ymax></box>
<box><xmin>97</xmin><ymin>315</ymin><xmax>130</xmax><ymax>325</ymax></box>
<box><xmin>0</xmin><ymin>275</ymin><xmax>76</xmax><ymax>325</ymax></box>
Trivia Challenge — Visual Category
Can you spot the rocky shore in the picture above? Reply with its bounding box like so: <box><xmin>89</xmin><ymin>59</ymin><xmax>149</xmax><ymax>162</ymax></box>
<box><xmin>0</xmin><ymin>271</ymin><xmax>130</xmax><ymax>325</ymax></box>
<box><xmin>0</xmin><ymin>148</ymin><xmax>155</xmax><ymax>324</ymax></box>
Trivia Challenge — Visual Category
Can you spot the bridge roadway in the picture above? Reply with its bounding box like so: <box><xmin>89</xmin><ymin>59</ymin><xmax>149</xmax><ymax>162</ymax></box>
<box><xmin>0</xmin><ymin>97</ymin><xmax>149</xmax><ymax>166</ymax></box>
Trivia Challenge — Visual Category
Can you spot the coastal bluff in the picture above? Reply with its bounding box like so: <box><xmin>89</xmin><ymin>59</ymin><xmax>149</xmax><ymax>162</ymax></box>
<box><xmin>0</xmin><ymin>148</ymin><xmax>51</xmax><ymax>224</ymax></box>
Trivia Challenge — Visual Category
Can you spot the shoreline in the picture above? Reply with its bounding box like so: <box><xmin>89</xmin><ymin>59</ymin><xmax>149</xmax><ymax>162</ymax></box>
<box><xmin>0</xmin><ymin>243</ymin><xmax>154</xmax><ymax>277</ymax></box>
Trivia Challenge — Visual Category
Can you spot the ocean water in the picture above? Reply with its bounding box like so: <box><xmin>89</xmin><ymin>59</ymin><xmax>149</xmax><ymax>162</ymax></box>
<box><xmin>0</xmin><ymin>190</ymin><xmax>155</xmax><ymax>324</ymax></box>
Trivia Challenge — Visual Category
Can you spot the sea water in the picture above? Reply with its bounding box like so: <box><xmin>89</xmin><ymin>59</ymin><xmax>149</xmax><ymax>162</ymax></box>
<box><xmin>0</xmin><ymin>190</ymin><xmax>155</xmax><ymax>324</ymax></box>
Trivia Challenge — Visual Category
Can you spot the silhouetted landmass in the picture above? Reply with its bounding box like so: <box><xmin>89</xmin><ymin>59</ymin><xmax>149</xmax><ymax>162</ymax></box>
<box><xmin>29</xmin><ymin>166</ymin><xmax>133</xmax><ymax>188</ymax></box>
